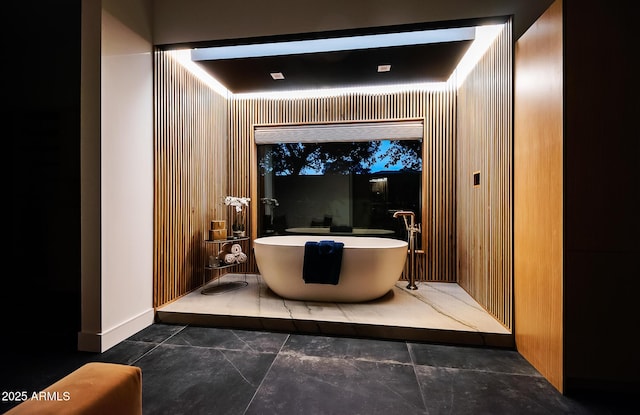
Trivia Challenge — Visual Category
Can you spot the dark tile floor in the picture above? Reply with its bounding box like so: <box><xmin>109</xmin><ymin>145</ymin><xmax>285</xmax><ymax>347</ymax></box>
<box><xmin>1</xmin><ymin>323</ymin><xmax>635</xmax><ymax>414</ymax></box>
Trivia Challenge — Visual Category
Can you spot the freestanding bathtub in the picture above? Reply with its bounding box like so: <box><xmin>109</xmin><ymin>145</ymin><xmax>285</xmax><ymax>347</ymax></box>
<box><xmin>253</xmin><ymin>235</ymin><xmax>408</xmax><ymax>302</ymax></box>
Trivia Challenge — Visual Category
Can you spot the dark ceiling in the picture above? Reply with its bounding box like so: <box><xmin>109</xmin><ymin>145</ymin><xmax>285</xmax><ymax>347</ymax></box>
<box><xmin>193</xmin><ymin>40</ymin><xmax>472</xmax><ymax>94</ymax></box>
<box><xmin>186</xmin><ymin>18</ymin><xmax>506</xmax><ymax>94</ymax></box>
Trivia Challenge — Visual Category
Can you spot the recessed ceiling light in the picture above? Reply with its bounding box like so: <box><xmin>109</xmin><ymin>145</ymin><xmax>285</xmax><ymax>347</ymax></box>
<box><xmin>270</xmin><ymin>72</ymin><xmax>285</xmax><ymax>80</ymax></box>
<box><xmin>377</xmin><ymin>64</ymin><xmax>391</xmax><ymax>73</ymax></box>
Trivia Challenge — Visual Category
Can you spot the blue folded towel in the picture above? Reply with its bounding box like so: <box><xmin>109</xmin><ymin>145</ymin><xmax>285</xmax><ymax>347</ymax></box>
<box><xmin>303</xmin><ymin>240</ymin><xmax>344</xmax><ymax>285</ymax></box>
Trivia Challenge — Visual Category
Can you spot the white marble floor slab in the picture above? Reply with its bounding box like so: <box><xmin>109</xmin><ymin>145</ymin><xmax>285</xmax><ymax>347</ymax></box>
<box><xmin>157</xmin><ymin>273</ymin><xmax>512</xmax><ymax>347</ymax></box>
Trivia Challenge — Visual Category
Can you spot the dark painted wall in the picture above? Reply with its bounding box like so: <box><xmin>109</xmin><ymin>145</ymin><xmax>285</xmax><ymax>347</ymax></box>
<box><xmin>7</xmin><ymin>1</ymin><xmax>81</xmax><ymax>352</ymax></box>
<box><xmin>563</xmin><ymin>0</ymin><xmax>638</xmax><ymax>395</ymax></box>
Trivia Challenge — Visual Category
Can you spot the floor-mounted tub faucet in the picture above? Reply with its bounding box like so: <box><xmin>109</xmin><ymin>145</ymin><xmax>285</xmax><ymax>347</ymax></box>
<box><xmin>393</xmin><ymin>210</ymin><xmax>421</xmax><ymax>290</ymax></box>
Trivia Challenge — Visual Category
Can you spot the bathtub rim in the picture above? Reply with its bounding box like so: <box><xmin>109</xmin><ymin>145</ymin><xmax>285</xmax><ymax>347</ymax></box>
<box><xmin>253</xmin><ymin>234</ymin><xmax>408</xmax><ymax>249</ymax></box>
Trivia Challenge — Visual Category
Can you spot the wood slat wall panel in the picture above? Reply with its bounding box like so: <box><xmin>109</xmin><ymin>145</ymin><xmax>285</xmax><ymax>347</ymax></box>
<box><xmin>456</xmin><ymin>20</ymin><xmax>513</xmax><ymax>330</ymax></box>
<box><xmin>514</xmin><ymin>1</ymin><xmax>563</xmax><ymax>391</ymax></box>
<box><xmin>153</xmin><ymin>51</ymin><xmax>228</xmax><ymax>307</ymax></box>
<box><xmin>229</xmin><ymin>89</ymin><xmax>458</xmax><ymax>282</ymax></box>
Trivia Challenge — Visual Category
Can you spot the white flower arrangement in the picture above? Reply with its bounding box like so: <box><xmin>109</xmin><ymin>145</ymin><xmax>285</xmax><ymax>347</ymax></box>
<box><xmin>224</xmin><ymin>196</ymin><xmax>250</xmax><ymax>231</ymax></box>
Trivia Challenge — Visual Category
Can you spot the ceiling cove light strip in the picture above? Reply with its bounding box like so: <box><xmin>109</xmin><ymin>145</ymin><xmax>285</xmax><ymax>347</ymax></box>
<box><xmin>171</xmin><ymin>24</ymin><xmax>504</xmax><ymax>99</ymax></box>
<box><xmin>191</xmin><ymin>27</ymin><xmax>476</xmax><ymax>61</ymax></box>
<box><xmin>234</xmin><ymin>81</ymin><xmax>451</xmax><ymax>100</ymax></box>
<box><xmin>449</xmin><ymin>24</ymin><xmax>504</xmax><ymax>87</ymax></box>
<box><xmin>167</xmin><ymin>50</ymin><xmax>231</xmax><ymax>97</ymax></box>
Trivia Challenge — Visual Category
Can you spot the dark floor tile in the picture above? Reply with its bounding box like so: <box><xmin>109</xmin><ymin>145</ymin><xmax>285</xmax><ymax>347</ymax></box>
<box><xmin>247</xmin><ymin>353</ymin><xmax>425</xmax><ymax>415</ymax></box>
<box><xmin>136</xmin><ymin>343</ymin><xmax>278</xmax><ymax>415</ymax></box>
<box><xmin>127</xmin><ymin>323</ymin><xmax>186</xmax><ymax>343</ymax></box>
<box><xmin>96</xmin><ymin>339</ymin><xmax>159</xmax><ymax>365</ymax></box>
<box><xmin>415</xmin><ymin>365</ymin><xmax>599</xmax><ymax>415</ymax></box>
<box><xmin>283</xmin><ymin>333</ymin><xmax>412</xmax><ymax>364</ymax></box>
<box><xmin>165</xmin><ymin>326</ymin><xmax>289</xmax><ymax>353</ymax></box>
<box><xmin>563</xmin><ymin>391</ymin><xmax>637</xmax><ymax>415</ymax></box>
<box><xmin>409</xmin><ymin>343</ymin><xmax>540</xmax><ymax>375</ymax></box>
<box><xmin>3</xmin><ymin>324</ymin><xmax>630</xmax><ymax>415</ymax></box>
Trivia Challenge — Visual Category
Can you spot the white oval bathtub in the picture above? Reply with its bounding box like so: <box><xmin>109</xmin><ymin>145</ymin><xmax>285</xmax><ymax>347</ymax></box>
<box><xmin>253</xmin><ymin>235</ymin><xmax>408</xmax><ymax>302</ymax></box>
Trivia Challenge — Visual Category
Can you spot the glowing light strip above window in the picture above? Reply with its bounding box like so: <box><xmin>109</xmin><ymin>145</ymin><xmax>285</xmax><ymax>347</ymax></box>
<box><xmin>234</xmin><ymin>81</ymin><xmax>450</xmax><ymax>100</ymax></box>
<box><xmin>191</xmin><ymin>27</ymin><xmax>475</xmax><ymax>61</ymax></box>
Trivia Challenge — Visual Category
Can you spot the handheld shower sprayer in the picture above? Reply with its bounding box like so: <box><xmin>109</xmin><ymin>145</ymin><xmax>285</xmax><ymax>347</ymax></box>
<box><xmin>392</xmin><ymin>210</ymin><xmax>421</xmax><ymax>290</ymax></box>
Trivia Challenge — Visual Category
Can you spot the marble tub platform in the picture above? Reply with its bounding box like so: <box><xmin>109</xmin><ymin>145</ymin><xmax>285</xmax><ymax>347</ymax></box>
<box><xmin>156</xmin><ymin>273</ymin><xmax>513</xmax><ymax>348</ymax></box>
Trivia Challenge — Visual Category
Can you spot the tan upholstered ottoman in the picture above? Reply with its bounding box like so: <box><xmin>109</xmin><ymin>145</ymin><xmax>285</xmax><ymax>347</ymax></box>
<box><xmin>6</xmin><ymin>362</ymin><xmax>142</xmax><ymax>415</ymax></box>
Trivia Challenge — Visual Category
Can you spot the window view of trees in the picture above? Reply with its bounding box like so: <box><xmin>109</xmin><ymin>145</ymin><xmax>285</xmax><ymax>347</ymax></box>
<box><xmin>257</xmin><ymin>139</ymin><xmax>422</xmax><ymax>241</ymax></box>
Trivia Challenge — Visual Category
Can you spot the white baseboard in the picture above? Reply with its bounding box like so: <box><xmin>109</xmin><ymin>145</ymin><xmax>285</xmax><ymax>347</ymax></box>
<box><xmin>77</xmin><ymin>308</ymin><xmax>155</xmax><ymax>352</ymax></box>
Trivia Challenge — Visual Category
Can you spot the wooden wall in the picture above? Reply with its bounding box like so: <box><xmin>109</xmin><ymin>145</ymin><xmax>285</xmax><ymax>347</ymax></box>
<box><xmin>229</xmin><ymin>89</ymin><xmax>458</xmax><ymax>282</ymax></box>
<box><xmin>153</xmin><ymin>51</ymin><xmax>229</xmax><ymax>306</ymax></box>
<box><xmin>514</xmin><ymin>1</ymin><xmax>564</xmax><ymax>392</ymax></box>
<box><xmin>513</xmin><ymin>0</ymin><xmax>637</xmax><ymax>395</ymax></box>
<box><xmin>457</xmin><ymin>20</ymin><xmax>513</xmax><ymax>330</ymax></box>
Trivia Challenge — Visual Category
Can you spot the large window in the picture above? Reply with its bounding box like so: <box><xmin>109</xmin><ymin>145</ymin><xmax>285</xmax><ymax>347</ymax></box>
<box><xmin>256</xmin><ymin>122</ymin><xmax>422</xmax><ymax>242</ymax></box>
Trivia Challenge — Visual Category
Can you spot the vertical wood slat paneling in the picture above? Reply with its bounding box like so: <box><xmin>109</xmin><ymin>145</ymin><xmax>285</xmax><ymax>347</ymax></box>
<box><xmin>229</xmin><ymin>89</ymin><xmax>457</xmax><ymax>283</ymax></box>
<box><xmin>153</xmin><ymin>50</ymin><xmax>228</xmax><ymax>307</ymax></box>
<box><xmin>456</xmin><ymin>20</ymin><xmax>513</xmax><ymax>329</ymax></box>
<box><xmin>154</xmin><ymin>37</ymin><xmax>512</xmax><ymax>327</ymax></box>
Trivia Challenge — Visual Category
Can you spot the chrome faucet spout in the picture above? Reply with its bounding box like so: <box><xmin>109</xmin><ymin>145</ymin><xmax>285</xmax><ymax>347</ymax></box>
<box><xmin>393</xmin><ymin>211</ymin><xmax>419</xmax><ymax>235</ymax></box>
<box><xmin>392</xmin><ymin>210</ymin><xmax>415</xmax><ymax>219</ymax></box>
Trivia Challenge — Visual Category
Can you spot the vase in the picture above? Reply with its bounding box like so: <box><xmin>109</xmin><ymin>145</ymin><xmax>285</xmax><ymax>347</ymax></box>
<box><xmin>233</xmin><ymin>230</ymin><xmax>246</xmax><ymax>238</ymax></box>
